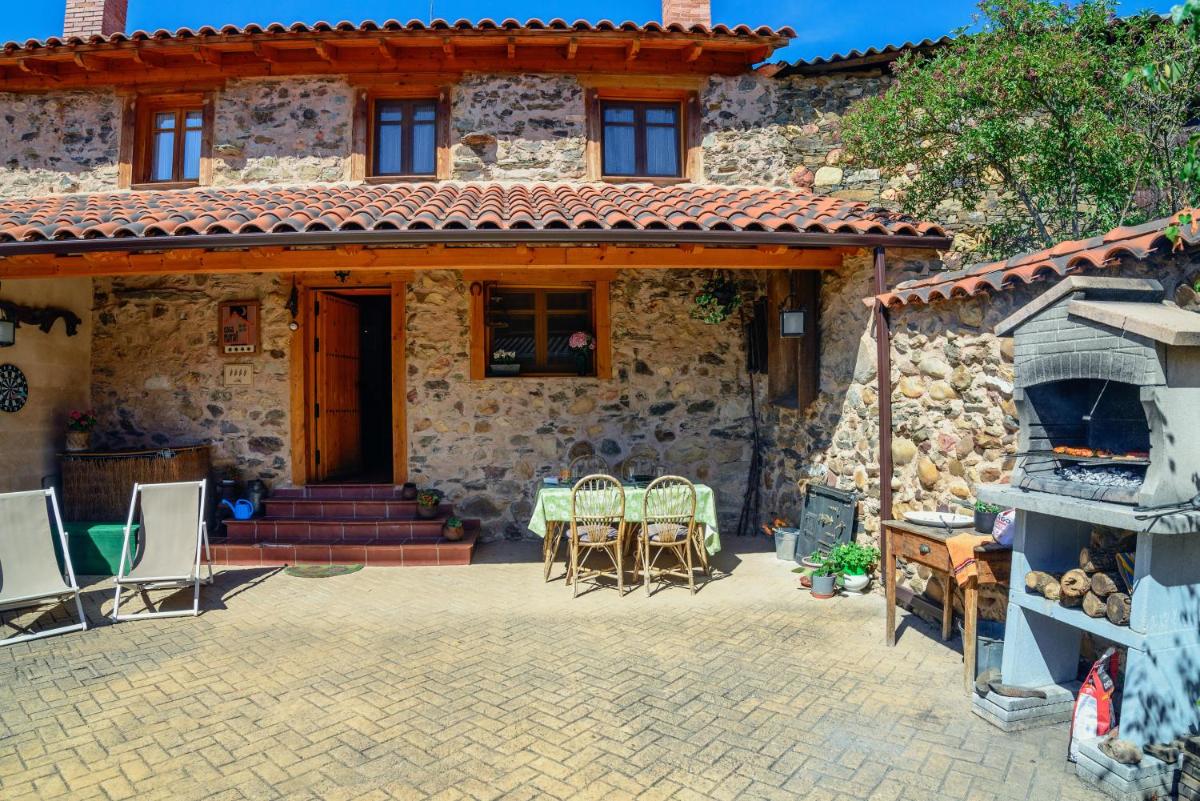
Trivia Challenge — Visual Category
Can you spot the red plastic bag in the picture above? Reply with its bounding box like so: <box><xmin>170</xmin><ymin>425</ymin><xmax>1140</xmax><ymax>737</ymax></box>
<box><xmin>1069</xmin><ymin>647</ymin><xmax>1121</xmax><ymax>761</ymax></box>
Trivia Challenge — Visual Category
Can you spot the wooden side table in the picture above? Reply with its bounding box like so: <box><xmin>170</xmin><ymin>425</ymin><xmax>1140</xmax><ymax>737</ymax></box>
<box><xmin>882</xmin><ymin>520</ymin><xmax>1012</xmax><ymax>692</ymax></box>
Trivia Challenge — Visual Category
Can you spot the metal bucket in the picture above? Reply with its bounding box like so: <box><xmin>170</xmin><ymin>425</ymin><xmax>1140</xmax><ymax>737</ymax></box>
<box><xmin>774</xmin><ymin>528</ymin><xmax>800</xmax><ymax>561</ymax></box>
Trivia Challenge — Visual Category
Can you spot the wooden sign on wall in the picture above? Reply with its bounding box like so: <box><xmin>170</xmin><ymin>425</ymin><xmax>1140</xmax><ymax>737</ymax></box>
<box><xmin>218</xmin><ymin>300</ymin><xmax>260</xmax><ymax>355</ymax></box>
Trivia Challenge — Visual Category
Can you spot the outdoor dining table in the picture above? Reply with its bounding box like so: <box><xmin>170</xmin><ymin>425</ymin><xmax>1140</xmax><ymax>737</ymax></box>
<box><xmin>527</xmin><ymin>481</ymin><xmax>721</xmax><ymax>582</ymax></box>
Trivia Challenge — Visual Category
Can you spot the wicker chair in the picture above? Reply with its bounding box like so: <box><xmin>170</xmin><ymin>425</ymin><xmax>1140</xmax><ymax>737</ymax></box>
<box><xmin>633</xmin><ymin>476</ymin><xmax>702</xmax><ymax>595</ymax></box>
<box><xmin>568</xmin><ymin>474</ymin><xmax>627</xmax><ymax>597</ymax></box>
<box><xmin>568</xmin><ymin>454</ymin><xmax>609</xmax><ymax>479</ymax></box>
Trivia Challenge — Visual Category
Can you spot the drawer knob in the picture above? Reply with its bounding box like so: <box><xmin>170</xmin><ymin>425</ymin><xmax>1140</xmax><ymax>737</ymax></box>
<box><xmin>919</xmin><ymin>544</ymin><xmax>931</xmax><ymax>555</ymax></box>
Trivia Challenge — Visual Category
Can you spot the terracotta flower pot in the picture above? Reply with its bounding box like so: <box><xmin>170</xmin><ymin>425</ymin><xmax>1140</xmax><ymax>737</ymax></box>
<box><xmin>416</xmin><ymin>503</ymin><xmax>439</xmax><ymax>519</ymax></box>
<box><xmin>400</xmin><ymin>482</ymin><xmax>418</xmax><ymax>500</ymax></box>
<box><xmin>443</xmin><ymin>524</ymin><xmax>464</xmax><ymax>542</ymax></box>
<box><xmin>65</xmin><ymin>431</ymin><xmax>91</xmax><ymax>452</ymax></box>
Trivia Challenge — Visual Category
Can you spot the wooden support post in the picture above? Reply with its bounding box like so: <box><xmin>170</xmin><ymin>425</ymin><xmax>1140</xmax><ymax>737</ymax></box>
<box><xmin>874</xmin><ymin>246</ymin><xmax>895</xmax><ymax>646</ymax></box>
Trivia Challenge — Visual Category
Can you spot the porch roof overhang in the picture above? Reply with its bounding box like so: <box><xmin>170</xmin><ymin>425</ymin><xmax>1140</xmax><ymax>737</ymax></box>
<box><xmin>0</xmin><ymin>182</ymin><xmax>951</xmax><ymax>278</ymax></box>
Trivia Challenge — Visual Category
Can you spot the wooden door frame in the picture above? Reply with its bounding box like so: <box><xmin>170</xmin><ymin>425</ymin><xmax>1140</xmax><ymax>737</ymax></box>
<box><xmin>289</xmin><ymin>278</ymin><xmax>407</xmax><ymax>485</ymax></box>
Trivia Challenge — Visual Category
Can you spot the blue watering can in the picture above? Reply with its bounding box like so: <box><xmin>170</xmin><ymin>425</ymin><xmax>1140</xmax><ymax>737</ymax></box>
<box><xmin>220</xmin><ymin>499</ymin><xmax>255</xmax><ymax>520</ymax></box>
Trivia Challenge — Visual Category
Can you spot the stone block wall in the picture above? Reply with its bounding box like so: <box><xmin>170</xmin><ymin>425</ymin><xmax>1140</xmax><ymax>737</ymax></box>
<box><xmin>405</xmin><ymin>269</ymin><xmax>762</xmax><ymax>536</ymax></box>
<box><xmin>89</xmin><ymin>273</ymin><xmax>293</xmax><ymax>482</ymax></box>
<box><xmin>211</xmin><ymin>77</ymin><xmax>354</xmax><ymax>185</ymax></box>
<box><xmin>0</xmin><ymin>90</ymin><xmax>120</xmax><ymax>198</ymax></box>
<box><xmin>0</xmin><ymin>277</ymin><xmax>92</xmax><ymax>493</ymax></box>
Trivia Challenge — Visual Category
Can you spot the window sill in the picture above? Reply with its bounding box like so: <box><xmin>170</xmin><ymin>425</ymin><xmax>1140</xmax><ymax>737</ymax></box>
<box><xmin>483</xmin><ymin>373</ymin><xmax>600</xmax><ymax>380</ymax></box>
<box><xmin>365</xmin><ymin>175</ymin><xmax>441</xmax><ymax>184</ymax></box>
<box><xmin>600</xmin><ymin>176</ymin><xmax>692</xmax><ymax>186</ymax></box>
<box><xmin>130</xmin><ymin>181</ymin><xmax>201</xmax><ymax>191</ymax></box>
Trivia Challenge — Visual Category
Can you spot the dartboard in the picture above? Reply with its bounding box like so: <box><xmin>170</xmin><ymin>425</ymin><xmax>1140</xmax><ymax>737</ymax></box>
<box><xmin>0</xmin><ymin>364</ymin><xmax>28</xmax><ymax>413</ymax></box>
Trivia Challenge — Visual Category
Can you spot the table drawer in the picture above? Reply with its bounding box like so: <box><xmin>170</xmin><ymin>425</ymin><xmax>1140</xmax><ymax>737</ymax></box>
<box><xmin>894</xmin><ymin>532</ymin><xmax>952</xmax><ymax>573</ymax></box>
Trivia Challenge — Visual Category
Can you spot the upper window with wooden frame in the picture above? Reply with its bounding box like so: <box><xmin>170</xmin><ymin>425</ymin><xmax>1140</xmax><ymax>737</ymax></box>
<box><xmin>351</xmin><ymin>87</ymin><xmax>451</xmax><ymax>182</ymax></box>
<box><xmin>467</xmin><ymin>274</ymin><xmax>612</xmax><ymax>380</ymax></box>
<box><xmin>585</xmin><ymin>85</ymin><xmax>701</xmax><ymax>183</ymax></box>
<box><xmin>123</xmin><ymin>92</ymin><xmax>214</xmax><ymax>189</ymax></box>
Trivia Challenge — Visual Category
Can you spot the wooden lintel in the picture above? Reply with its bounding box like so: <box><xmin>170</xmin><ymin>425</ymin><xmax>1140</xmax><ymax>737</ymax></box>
<box><xmin>566</xmin><ymin>38</ymin><xmax>578</xmax><ymax>59</ymax></box>
<box><xmin>0</xmin><ymin>245</ymin><xmax>845</xmax><ymax>279</ymax></box>
<box><xmin>685</xmin><ymin>44</ymin><xmax>703</xmax><ymax>62</ymax></box>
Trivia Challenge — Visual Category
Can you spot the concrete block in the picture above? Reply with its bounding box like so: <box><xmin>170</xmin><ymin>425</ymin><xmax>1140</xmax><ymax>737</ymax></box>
<box><xmin>1074</xmin><ymin>740</ymin><xmax>1176</xmax><ymax>801</ymax></box>
<box><xmin>970</xmin><ymin>683</ymin><xmax>1077</xmax><ymax>731</ymax></box>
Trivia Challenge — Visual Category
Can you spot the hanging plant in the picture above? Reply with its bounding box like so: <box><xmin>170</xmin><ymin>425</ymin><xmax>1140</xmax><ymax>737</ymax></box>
<box><xmin>690</xmin><ymin>275</ymin><xmax>741</xmax><ymax>325</ymax></box>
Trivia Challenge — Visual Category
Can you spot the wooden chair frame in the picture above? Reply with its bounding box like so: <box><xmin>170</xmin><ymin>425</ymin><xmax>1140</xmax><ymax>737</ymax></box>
<box><xmin>568</xmin><ymin>474</ymin><xmax>627</xmax><ymax>597</ymax></box>
<box><xmin>633</xmin><ymin>476</ymin><xmax>705</xmax><ymax>595</ymax></box>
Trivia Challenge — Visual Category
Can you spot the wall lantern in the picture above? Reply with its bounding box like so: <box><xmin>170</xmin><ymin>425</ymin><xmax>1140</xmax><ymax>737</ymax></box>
<box><xmin>778</xmin><ymin>295</ymin><xmax>806</xmax><ymax>339</ymax></box>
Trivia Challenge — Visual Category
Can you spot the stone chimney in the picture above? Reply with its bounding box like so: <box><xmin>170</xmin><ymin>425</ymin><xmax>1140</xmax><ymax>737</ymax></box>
<box><xmin>63</xmin><ymin>0</ymin><xmax>128</xmax><ymax>39</ymax></box>
<box><xmin>662</xmin><ymin>0</ymin><xmax>711</xmax><ymax>28</ymax></box>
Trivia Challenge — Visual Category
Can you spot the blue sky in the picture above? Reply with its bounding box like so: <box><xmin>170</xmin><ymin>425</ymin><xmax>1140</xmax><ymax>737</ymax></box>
<box><xmin>3</xmin><ymin>0</ymin><xmax>1173</xmax><ymax>63</ymax></box>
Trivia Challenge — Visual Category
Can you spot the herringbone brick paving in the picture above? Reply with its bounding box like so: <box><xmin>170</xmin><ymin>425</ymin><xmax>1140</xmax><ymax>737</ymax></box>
<box><xmin>0</xmin><ymin>540</ymin><xmax>1098</xmax><ymax>800</ymax></box>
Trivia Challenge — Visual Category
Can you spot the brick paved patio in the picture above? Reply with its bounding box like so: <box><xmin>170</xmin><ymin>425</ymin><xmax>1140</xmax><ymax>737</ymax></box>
<box><xmin>1</xmin><ymin>540</ymin><xmax>1098</xmax><ymax>801</ymax></box>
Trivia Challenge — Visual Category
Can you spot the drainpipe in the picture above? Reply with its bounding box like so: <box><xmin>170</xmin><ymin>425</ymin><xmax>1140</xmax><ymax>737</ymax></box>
<box><xmin>873</xmin><ymin>247</ymin><xmax>894</xmax><ymax>587</ymax></box>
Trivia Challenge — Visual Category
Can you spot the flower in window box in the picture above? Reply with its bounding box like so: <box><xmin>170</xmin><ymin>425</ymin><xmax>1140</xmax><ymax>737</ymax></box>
<box><xmin>490</xmin><ymin>349</ymin><xmax>520</xmax><ymax>376</ymax></box>
<box><xmin>568</xmin><ymin>332</ymin><xmax>595</xmax><ymax>375</ymax></box>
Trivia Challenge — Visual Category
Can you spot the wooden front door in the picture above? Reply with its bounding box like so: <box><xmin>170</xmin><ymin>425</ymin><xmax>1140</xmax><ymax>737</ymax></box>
<box><xmin>314</xmin><ymin>292</ymin><xmax>362</xmax><ymax>480</ymax></box>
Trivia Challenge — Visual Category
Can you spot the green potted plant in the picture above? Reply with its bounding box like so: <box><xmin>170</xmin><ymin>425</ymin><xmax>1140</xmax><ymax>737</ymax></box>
<box><xmin>490</xmin><ymin>349</ymin><xmax>520</xmax><ymax>376</ymax></box>
<box><xmin>974</xmin><ymin>500</ymin><xmax>1002</xmax><ymax>534</ymax></box>
<box><xmin>827</xmin><ymin>541</ymin><xmax>880</xmax><ymax>594</ymax></box>
<box><xmin>443</xmin><ymin>515</ymin><xmax>464</xmax><ymax>541</ymax></box>
<box><xmin>567</xmin><ymin>331</ymin><xmax>595</xmax><ymax>375</ymax></box>
<box><xmin>416</xmin><ymin>489</ymin><xmax>443</xmax><ymax>519</ymax></box>
<box><xmin>690</xmin><ymin>275</ymin><xmax>741</xmax><ymax>324</ymax></box>
<box><xmin>810</xmin><ymin>557</ymin><xmax>838</xmax><ymax>599</ymax></box>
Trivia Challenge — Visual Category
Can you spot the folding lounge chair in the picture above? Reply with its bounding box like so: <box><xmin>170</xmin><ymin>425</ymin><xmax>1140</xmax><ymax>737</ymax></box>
<box><xmin>113</xmin><ymin>480</ymin><xmax>212</xmax><ymax>621</ymax></box>
<box><xmin>0</xmin><ymin>488</ymin><xmax>87</xmax><ymax>646</ymax></box>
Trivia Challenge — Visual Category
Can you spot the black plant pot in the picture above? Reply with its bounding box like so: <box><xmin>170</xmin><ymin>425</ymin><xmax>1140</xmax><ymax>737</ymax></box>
<box><xmin>975</xmin><ymin>510</ymin><xmax>998</xmax><ymax>535</ymax></box>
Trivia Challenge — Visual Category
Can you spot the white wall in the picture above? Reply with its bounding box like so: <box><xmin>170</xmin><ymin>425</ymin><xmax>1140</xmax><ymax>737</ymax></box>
<box><xmin>0</xmin><ymin>278</ymin><xmax>92</xmax><ymax>492</ymax></box>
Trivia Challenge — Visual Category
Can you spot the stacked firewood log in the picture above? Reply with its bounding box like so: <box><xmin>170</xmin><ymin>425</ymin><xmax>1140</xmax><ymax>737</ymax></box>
<box><xmin>1181</xmin><ymin>737</ymin><xmax>1200</xmax><ymax>801</ymax></box>
<box><xmin>1024</xmin><ymin>528</ymin><xmax>1135</xmax><ymax>627</ymax></box>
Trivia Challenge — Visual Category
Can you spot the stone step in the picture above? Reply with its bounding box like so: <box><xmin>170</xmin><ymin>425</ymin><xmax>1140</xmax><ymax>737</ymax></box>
<box><xmin>262</xmin><ymin>498</ymin><xmax>451</xmax><ymax>520</ymax></box>
<box><xmin>211</xmin><ymin>528</ymin><xmax>477</xmax><ymax>568</ymax></box>
<box><xmin>224</xmin><ymin>516</ymin><xmax>452</xmax><ymax>543</ymax></box>
<box><xmin>271</xmin><ymin>484</ymin><xmax>411</xmax><ymax>501</ymax></box>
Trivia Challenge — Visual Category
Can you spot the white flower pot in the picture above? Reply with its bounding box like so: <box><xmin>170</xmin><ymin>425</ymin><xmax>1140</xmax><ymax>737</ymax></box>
<box><xmin>842</xmin><ymin>572</ymin><xmax>871</xmax><ymax>594</ymax></box>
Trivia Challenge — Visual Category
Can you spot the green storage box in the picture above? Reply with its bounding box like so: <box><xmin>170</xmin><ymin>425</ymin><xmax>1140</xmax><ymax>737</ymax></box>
<box><xmin>53</xmin><ymin>522</ymin><xmax>137</xmax><ymax>576</ymax></box>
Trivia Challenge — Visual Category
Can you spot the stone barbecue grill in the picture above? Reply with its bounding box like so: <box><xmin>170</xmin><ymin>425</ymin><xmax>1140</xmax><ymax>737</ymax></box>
<box><xmin>974</xmin><ymin>276</ymin><xmax>1200</xmax><ymax>775</ymax></box>
<box><xmin>1001</xmin><ymin>277</ymin><xmax>1200</xmax><ymax>507</ymax></box>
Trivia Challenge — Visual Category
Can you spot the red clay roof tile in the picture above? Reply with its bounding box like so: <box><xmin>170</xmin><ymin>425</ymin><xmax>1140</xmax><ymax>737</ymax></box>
<box><xmin>0</xmin><ymin>183</ymin><xmax>946</xmax><ymax>251</ymax></box>
<box><xmin>876</xmin><ymin>211</ymin><xmax>1200</xmax><ymax>308</ymax></box>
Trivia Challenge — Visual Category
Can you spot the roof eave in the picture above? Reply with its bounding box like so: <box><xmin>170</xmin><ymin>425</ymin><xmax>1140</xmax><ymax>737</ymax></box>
<box><xmin>0</xmin><ymin>228</ymin><xmax>952</xmax><ymax>259</ymax></box>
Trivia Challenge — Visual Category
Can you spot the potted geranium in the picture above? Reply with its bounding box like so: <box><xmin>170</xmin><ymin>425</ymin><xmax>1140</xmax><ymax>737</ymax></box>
<box><xmin>810</xmin><ymin>558</ymin><xmax>838</xmax><ymax>600</ymax></box>
<box><xmin>443</xmin><ymin>516</ymin><xmax>465</xmax><ymax>541</ymax></box>
<box><xmin>490</xmin><ymin>349</ymin><xmax>520</xmax><ymax>376</ymax></box>
<box><xmin>567</xmin><ymin>331</ymin><xmax>595</xmax><ymax>375</ymax></box>
<box><xmin>974</xmin><ymin>500</ymin><xmax>1002</xmax><ymax>534</ymax></box>
<box><xmin>65</xmin><ymin>409</ymin><xmax>97</xmax><ymax>451</ymax></box>
<box><xmin>691</xmin><ymin>275</ymin><xmax>741</xmax><ymax>324</ymax></box>
<box><xmin>827</xmin><ymin>541</ymin><xmax>880</xmax><ymax>594</ymax></box>
<box><xmin>416</xmin><ymin>489</ymin><xmax>443</xmax><ymax>519</ymax></box>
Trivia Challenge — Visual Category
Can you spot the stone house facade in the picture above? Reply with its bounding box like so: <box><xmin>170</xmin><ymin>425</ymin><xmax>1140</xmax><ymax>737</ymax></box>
<box><xmin>0</xmin><ymin>0</ymin><xmax>963</xmax><ymax>559</ymax></box>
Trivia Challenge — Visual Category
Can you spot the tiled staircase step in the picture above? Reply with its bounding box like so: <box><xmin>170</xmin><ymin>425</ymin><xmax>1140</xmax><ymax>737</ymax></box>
<box><xmin>211</xmin><ymin>529</ymin><xmax>477</xmax><ymax>567</ymax></box>
<box><xmin>224</xmin><ymin>516</ymin><xmax>450</xmax><ymax>543</ymax></box>
<box><xmin>271</xmin><ymin>484</ymin><xmax>407</xmax><ymax>501</ymax></box>
<box><xmin>262</xmin><ymin>498</ymin><xmax>451</xmax><ymax>519</ymax></box>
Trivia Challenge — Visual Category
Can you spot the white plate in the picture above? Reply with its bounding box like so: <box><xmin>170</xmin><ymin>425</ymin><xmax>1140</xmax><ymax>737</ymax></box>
<box><xmin>903</xmin><ymin>511</ymin><xmax>974</xmax><ymax>528</ymax></box>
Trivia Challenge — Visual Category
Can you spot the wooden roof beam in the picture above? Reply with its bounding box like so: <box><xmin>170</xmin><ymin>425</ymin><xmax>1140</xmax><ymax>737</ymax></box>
<box><xmin>17</xmin><ymin>59</ymin><xmax>59</xmax><ymax>80</ymax></box>
<box><xmin>442</xmin><ymin>37</ymin><xmax>455</xmax><ymax>59</ymax></box>
<box><xmin>626</xmin><ymin>39</ymin><xmax>641</xmax><ymax>61</ymax></box>
<box><xmin>507</xmin><ymin>37</ymin><xmax>516</xmax><ymax>60</ymax></box>
<box><xmin>685</xmin><ymin>43</ymin><xmax>703</xmax><ymax>62</ymax></box>
<box><xmin>313</xmin><ymin>40</ymin><xmax>337</xmax><ymax>63</ymax></box>
<box><xmin>72</xmin><ymin>52</ymin><xmax>102</xmax><ymax>71</ymax></box>
<box><xmin>191</xmin><ymin>46</ymin><xmax>222</xmax><ymax>66</ymax></box>
<box><xmin>251</xmin><ymin>42</ymin><xmax>282</xmax><ymax>63</ymax></box>
<box><xmin>566</xmin><ymin>38</ymin><xmax>578</xmax><ymax>59</ymax></box>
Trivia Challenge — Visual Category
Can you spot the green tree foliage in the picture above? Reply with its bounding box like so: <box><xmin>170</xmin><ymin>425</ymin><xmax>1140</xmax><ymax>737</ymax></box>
<box><xmin>841</xmin><ymin>0</ymin><xmax>1199</xmax><ymax>260</ymax></box>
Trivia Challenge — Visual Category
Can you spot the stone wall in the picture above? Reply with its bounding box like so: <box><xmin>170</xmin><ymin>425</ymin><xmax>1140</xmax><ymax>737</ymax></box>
<box><xmin>0</xmin><ymin>90</ymin><xmax>120</xmax><ymax>198</ymax></box>
<box><xmin>406</xmin><ymin>269</ymin><xmax>762</xmax><ymax>536</ymax></box>
<box><xmin>89</xmin><ymin>273</ymin><xmax>292</xmax><ymax>482</ymax></box>
<box><xmin>0</xmin><ymin>277</ymin><xmax>92</xmax><ymax>493</ymax></box>
<box><xmin>211</xmin><ymin>77</ymin><xmax>354</xmax><ymax>185</ymax></box>
<box><xmin>451</xmin><ymin>74</ymin><xmax>587</xmax><ymax>182</ymax></box>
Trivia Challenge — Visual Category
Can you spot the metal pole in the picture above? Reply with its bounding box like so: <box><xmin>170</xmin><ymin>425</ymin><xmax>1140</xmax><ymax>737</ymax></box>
<box><xmin>873</xmin><ymin>247</ymin><xmax>895</xmax><ymax>599</ymax></box>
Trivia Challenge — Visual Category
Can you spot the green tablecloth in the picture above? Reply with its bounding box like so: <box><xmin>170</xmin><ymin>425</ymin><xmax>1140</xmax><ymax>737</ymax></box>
<box><xmin>527</xmin><ymin>483</ymin><xmax>721</xmax><ymax>555</ymax></box>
